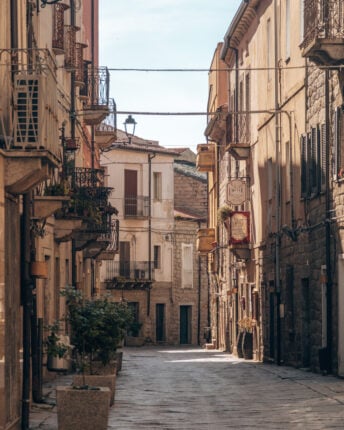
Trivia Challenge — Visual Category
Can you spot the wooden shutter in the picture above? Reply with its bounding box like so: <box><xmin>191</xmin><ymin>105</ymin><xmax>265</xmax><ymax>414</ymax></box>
<box><xmin>301</xmin><ymin>134</ymin><xmax>308</xmax><ymax>197</ymax></box>
<box><xmin>182</xmin><ymin>244</ymin><xmax>193</xmax><ymax>288</ymax></box>
<box><xmin>320</xmin><ymin>123</ymin><xmax>326</xmax><ymax>192</ymax></box>
<box><xmin>310</xmin><ymin>126</ymin><xmax>318</xmax><ymax>194</ymax></box>
<box><xmin>124</xmin><ymin>169</ymin><xmax>137</xmax><ymax>216</ymax></box>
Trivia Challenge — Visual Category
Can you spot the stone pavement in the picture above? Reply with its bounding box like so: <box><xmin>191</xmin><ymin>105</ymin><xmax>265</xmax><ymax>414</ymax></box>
<box><xmin>30</xmin><ymin>346</ymin><xmax>344</xmax><ymax>429</ymax></box>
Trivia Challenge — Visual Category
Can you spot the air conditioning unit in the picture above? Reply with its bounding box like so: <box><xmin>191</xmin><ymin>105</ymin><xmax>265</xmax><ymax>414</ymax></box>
<box><xmin>13</xmin><ymin>74</ymin><xmax>41</xmax><ymax>147</ymax></box>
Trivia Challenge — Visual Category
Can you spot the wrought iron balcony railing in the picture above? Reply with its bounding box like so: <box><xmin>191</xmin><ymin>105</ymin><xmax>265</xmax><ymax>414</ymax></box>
<box><xmin>104</xmin><ymin>261</ymin><xmax>154</xmax><ymax>281</ymax></box>
<box><xmin>124</xmin><ymin>196</ymin><xmax>149</xmax><ymax>218</ymax></box>
<box><xmin>67</xmin><ymin>167</ymin><xmax>105</xmax><ymax>188</ymax></box>
<box><xmin>99</xmin><ymin>219</ymin><xmax>119</xmax><ymax>252</ymax></box>
<box><xmin>79</xmin><ymin>65</ymin><xmax>110</xmax><ymax>108</ymax></box>
<box><xmin>301</xmin><ymin>0</ymin><xmax>344</xmax><ymax>63</ymax></box>
<box><xmin>52</xmin><ymin>3</ymin><xmax>69</xmax><ymax>55</ymax></box>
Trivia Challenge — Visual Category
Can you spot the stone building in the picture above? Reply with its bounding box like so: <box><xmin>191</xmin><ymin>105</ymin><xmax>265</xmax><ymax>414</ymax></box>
<box><xmin>100</xmin><ymin>142</ymin><xmax>209</xmax><ymax>346</ymax></box>
<box><xmin>173</xmin><ymin>148</ymin><xmax>209</xmax><ymax>345</ymax></box>
<box><xmin>0</xmin><ymin>1</ymin><xmax>117</xmax><ymax>428</ymax></box>
<box><xmin>201</xmin><ymin>0</ymin><xmax>344</xmax><ymax>374</ymax></box>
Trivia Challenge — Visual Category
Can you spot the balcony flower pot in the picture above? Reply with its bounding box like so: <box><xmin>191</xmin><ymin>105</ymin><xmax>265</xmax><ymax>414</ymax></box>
<box><xmin>56</xmin><ymin>385</ymin><xmax>110</xmax><ymax>430</ymax></box>
<box><xmin>30</xmin><ymin>261</ymin><xmax>48</xmax><ymax>279</ymax></box>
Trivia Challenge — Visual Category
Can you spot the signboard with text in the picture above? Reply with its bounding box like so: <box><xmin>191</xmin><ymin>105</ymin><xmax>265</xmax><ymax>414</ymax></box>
<box><xmin>227</xmin><ymin>179</ymin><xmax>246</xmax><ymax>205</ymax></box>
<box><xmin>229</xmin><ymin>211</ymin><xmax>250</xmax><ymax>244</ymax></box>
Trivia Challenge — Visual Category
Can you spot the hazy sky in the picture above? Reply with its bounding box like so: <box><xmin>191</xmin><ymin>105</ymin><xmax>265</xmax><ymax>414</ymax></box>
<box><xmin>99</xmin><ymin>0</ymin><xmax>242</xmax><ymax>152</ymax></box>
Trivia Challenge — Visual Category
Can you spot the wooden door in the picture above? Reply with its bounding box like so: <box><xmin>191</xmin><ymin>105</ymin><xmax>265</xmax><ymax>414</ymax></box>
<box><xmin>124</xmin><ymin>169</ymin><xmax>137</xmax><ymax>216</ymax></box>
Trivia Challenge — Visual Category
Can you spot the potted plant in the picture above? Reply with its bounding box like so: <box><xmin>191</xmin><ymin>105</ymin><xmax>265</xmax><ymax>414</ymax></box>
<box><xmin>238</xmin><ymin>317</ymin><xmax>255</xmax><ymax>360</ymax></box>
<box><xmin>59</xmin><ymin>287</ymin><xmax>133</xmax><ymax>407</ymax></box>
<box><xmin>125</xmin><ymin>321</ymin><xmax>144</xmax><ymax>347</ymax></box>
<box><xmin>45</xmin><ymin>321</ymin><xmax>71</xmax><ymax>372</ymax></box>
<box><xmin>217</xmin><ymin>205</ymin><xmax>233</xmax><ymax>229</ymax></box>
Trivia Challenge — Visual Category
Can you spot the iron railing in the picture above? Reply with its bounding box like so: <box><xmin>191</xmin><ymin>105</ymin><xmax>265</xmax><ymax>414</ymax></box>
<box><xmin>104</xmin><ymin>261</ymin><xmax>154</xmax><ymax>281</ymax></box>
<box><xmin>52</xmin><ymin>3</ymin><xmax>69</xmax><ymax>55</ymax></box>
<box><xmin>99</xmin><ymin>219</ymin><xmax>119</xmax><ymax>252</ymax></box>
<box><xmin>79</xmin><ymin>65</ymin><xmax>110</xmax><ymax>108</ymax></box>
<box><xmin>67</xmin><ymin>167</ymin><xmax>105</xmax><ymax>188</ymax></box>
<box><xmin>96</xmin><ymin>98</ymin><xmax>117</xmax><ymax>133</ymax></box>
<box><xmin>124</xmin><ymin>196</ymin><xmax>149</xmax><ymax>218</ymax></box>
<box><xmin>302</xmin><ymin>0</ymin><xmax>344</xmax><ymax>49</ymax></box>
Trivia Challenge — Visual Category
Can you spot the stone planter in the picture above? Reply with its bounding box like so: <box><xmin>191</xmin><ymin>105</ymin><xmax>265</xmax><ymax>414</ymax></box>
<box><xmin>73</xmin><ymin>374</ymin><xmax>116</xmax><ymax>406</ymax></box>
<box><xmin>125</xmin><ymin>335</ymin><xmax>145</xmax><ymax>347</ymax></box>
<box><xmin>114</xmin><ymin>350</ymin><xmax>123</xmax><ymax>373</ymax></box>
<box><xmin>56</xmin><ymin>386</ymin><xmax>110</xmax><ymax>430</ymax></box>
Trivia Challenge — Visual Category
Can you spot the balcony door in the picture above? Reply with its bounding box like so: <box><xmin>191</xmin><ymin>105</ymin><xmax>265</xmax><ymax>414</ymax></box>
<box><xmin>119</xmin><ymin>241</ymin><xmax>130</xmax><ymax>278</ymax></box>
<box><xmin>124</xmin><ymin>169</ymin><xmax>137</xmax><ymax>216</ymax></box>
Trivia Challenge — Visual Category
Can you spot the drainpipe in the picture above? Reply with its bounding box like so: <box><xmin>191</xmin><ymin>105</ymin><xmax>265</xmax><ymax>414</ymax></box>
<box><xmin>274</xmin><ymin>0</ymin><xmax>282</xmax><ymax>366</ymax></box>
<box><xmin>222</xmin><ymin>40</ymin><xmax>239</xmax><ymax>353</ymax></box>
<box><xmin>325</xmin><ymin>69</ymin><xmax>332</xmax><ymax>373</ymax></box>
<box><xmin>197</xmin><ymin>221</ymin><xmax>202</xmax><ymax>345</ymax></box>
<box><xmin>91</xmin><ymin>0</ymin><xmax>95</xmax><ymax>170</ymax></box>
<box><xmin>69</xmin><ymin>0</ymin><xmax>77</xmax><ymax>286</ymax></box>
<box><xmin>147</xmin><ymin>153</ymin><xmax>156</xmax><ymax>316</ymax></box>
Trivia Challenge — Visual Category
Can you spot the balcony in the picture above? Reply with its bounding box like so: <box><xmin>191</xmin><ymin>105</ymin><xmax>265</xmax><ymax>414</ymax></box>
<box><xmin>52</xmin><ymin>3</ymin><xmax>70</xmax><ymax>55</ymax></box>
<box><xmin>301</xmin><ymin>0</ymin><xmax>344</xmax><ymax>65</ymax></box>
<box><xmin>79</xmin><ymin>66</ymin><xmax>110</xmax><ymax>125</ymax></box>
<box><xmin>124</xmin><ymin>196</ymin><xmax>149</xmax><ymax>218</ymax></box>
<box><xmin>226</xmin><ymin>113</ymin><xmax>250</xmax><ymax>160</ymax></box>
<box><xmin>196</xmin><ymin>144</ymin><xmax>215</xmax><ymax>172</ymax></box>
<box><xmin>103</xmin><ymin>261</ymin><xmax>154</xmax><ymax>290</ymax></box>
<box><xmin>95</xmin><ymin>99</ymin><xmax>117</xmax><ymax>149</ymax></box>
<box><xmin>0</xmin><ymin>49</ymin><xmax>61</xmax><ymax>193</ymax></box>
<box><xmin>196</xmin><ymin>228</ymin><xmax>216</xmax><ymax>254</ymax></box>
<box><xmin>96</xmin><ymin>219</ymin><xmax>119</xmax><ymax>260</ymax></box>
<box><xmin>204</xmin><ymin>105</ymin><xmax>228</xmax><ymax>143</ymax></box>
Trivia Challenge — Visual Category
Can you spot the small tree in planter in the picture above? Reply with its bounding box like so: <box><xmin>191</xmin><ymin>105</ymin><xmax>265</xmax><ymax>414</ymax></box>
<box><xmin>60</xmin><ymin>287</ymin><xmax>134</xmax><ymax>407</ymax></box>
<box><xmin>44</xmin><ymin>321</ymin><xmax>71</xmax><ymax>372</ymax></box>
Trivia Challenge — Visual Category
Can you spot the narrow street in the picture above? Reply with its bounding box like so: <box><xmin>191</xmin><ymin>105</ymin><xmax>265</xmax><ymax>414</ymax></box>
<box><xmin>108</xmin><ymin>347</ymin><xmax>344</xmax><ymax>429</ymax></box>
<box><xmin>30</xmin><ymin>346</ymin><xmax>344</xmax><ymax>429</ymax></box>
<box><xmin>30</xmin><ymin>347</ymin><xmax>344</xmax><ymax>430</ymax></box>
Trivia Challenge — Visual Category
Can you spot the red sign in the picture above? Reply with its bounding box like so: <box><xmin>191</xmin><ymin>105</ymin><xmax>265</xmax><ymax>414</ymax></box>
<box><xmin>229</xmin><ymin>211</ymin><xmax>250</xmax><ymax>244</ymax></box>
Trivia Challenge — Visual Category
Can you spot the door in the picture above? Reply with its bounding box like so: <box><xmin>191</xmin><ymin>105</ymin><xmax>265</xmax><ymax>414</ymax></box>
<box><xmin>119</xmin><ymin>241</ymin><xmax>130</xmax><ymax>277</ymax></box>
<box><xmin>156</xmin><ymin>304</ymin><xmax>165</xmax><ymax>342</ymax></box>
<box><xmin>301</xmin><ymin>278</ymin><xmax>311</xmax><ymax>368</ymax></box>
<box><xmin>124</xmin><ymin>169</ymin><xmax>137</xmax><ymax>216</ymax></box>
<box><xmin>269</xmin><ymin>288</ymin><xmax>275</xmax><ymax>359</ymax></box>
<box><xmin>180</xmin><ymin>306</ymin><xmax>192</xmax><ymax>344</ymax></box>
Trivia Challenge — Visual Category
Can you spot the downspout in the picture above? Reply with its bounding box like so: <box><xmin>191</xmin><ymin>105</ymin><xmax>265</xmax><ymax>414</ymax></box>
<box><xmin>274</xmin><ymin>0</ymin><xmax>282</xmax><ymax>365</ymax></box>
<box><xmin>147</xmin><ymin>153</ymin><xmax>156</xmax><ymax>316</ymax></box>
<box><xmin>22</xmin><ymin>3</ymin><xmax>35</xmax><ymax>428</ymax></box>
<box><xmin>197</xmin><ymin>220</ymin><xmax>202</xmax><ymax>345</ymax></box>
<box><xmin>70</xmin><ymin>0</ymin><xmax>77</xmax><ymax>286</ymax></box>
<box><xmin>325</xmin><ymin>69</ymin><xmax>332</xmax><ymax>373</ymax></box>
<box><xmin>91</xmin><ymin>0</ymin><xmax>95</xmax><ymax>170</ymax></box>
<box><xmin>222</xmin><ymin>41</ymin><xmax>239</xmax><ymax>353</ymax></box>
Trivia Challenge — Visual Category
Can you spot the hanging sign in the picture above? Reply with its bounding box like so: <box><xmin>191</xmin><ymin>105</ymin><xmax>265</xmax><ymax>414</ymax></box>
<box><xmin>227</xmin><ymin>179</ymin><xmax>246</xmax><ymax>205</ymax></box>
<box><xmin>229</xmin><ymin>211</ymin><xmax>250</xmax><ymax>244</ymax></box>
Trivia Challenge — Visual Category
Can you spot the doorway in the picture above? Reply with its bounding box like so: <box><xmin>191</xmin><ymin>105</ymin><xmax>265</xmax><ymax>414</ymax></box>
<box><xmin>180</xmin><ymin>305</ymin><xmax>192</xmax><ymax>344</ymax></box>
<box><xmin>119</xmin><ymin>241</ymin><xmax>130</xmax><ymax>277</ymax></box>
<box><xmin>156</xmin><ymin>304</ymin><xmax>165</xmax><ymax>342</ymax></box>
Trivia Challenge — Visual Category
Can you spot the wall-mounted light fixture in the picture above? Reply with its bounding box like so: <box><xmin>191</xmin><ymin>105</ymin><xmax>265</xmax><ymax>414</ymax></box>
<box><xmin>123</xmin><ymin>115</ymin><xmax>137</xmax><ymax>144</ymax></box>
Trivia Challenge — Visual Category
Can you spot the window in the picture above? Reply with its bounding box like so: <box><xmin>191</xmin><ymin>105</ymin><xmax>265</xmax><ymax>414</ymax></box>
<box><xmin>267</xmin><ymin>18</ymin><xmax>272</xmax><ymax>81</ymax></box>
<box><xmin>153</xmin><ymin>172</ymin><xmax>162</xmax><ymax>200</ymax></box>
<box><xmin>285</xmin><ymin>0</ymin><xmax>291</xmax><ymax>60</ymax></box>
<box><xmin>181</xmin><ymin>244</ymin><xmax>193</xmax><ymax>288</ymax></box>
<box><xmin>154</xmin><ymin>245</ymin><xmax>161</xmax><ymax>270</ymax></box>
<box><xmin>334</xmin><ymin>107</ymin><xmax>344</xmax><ymax>180</ymax></box>
<box><xmin>301</xmin><ymin>125</ymin><xmax>326</xmax><ymax>197</ymax></box>
<box><xmin>285</xmin><ymin>141</ymin><xmax>291</xmax><ymax>202</ymax></box>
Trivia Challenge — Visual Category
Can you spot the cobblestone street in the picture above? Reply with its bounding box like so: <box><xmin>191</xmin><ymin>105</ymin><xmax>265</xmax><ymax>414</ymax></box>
<box><xmin>30</xmin><ymin>347</ymin><xmax>344</xmax><ymax>429</ymax></box>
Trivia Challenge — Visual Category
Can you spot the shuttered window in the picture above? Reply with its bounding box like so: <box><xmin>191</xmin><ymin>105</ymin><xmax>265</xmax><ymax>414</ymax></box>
<box><xmin>301</xmin><ymin>134</ymin><xmax>308</xmax><ymax>197</ymax></box>
<box><xmin>181</xmin><ymin>244</ymin><xmax>193</xmax><ymax>289</ymax></box>
<box><xmin>334</xmin><ymin>107</ymin><xmax>344</xmax><ymax>180</ymax></box>
<box><xmin>320</xmin><ymin>123</ymin><xmax>326</xmax><ymax>191</ymax></box>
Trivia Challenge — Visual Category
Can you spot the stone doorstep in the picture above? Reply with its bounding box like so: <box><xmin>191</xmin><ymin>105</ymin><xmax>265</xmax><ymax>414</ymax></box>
<box><xmin>205</xmin><ymin>343</ymin><xmax>215</xmax><ymax>350</ymax></box>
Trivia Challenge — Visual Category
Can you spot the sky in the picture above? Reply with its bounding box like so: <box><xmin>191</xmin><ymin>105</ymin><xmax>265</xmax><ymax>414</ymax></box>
<box><xmin>99</xmin><ymin>0</ymin><xmax>242</xmax><ymax>152</ymax></box>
